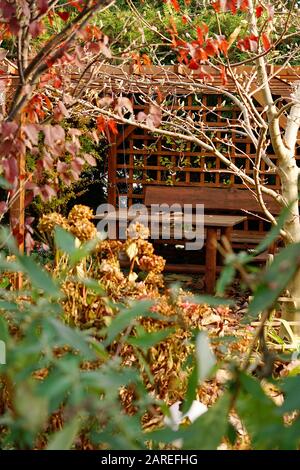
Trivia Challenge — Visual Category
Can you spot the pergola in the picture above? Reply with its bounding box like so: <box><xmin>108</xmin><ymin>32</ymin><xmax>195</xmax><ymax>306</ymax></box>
<box><xmin>2</xmin><ymin>64</ymin><xmax>300</xmax><ymax>253</ymax></box>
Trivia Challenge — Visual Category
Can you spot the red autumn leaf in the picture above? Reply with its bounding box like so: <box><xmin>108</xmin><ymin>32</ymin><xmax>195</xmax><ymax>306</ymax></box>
<box><xmin>217</xmin><ymin>36</ymin><xmax>229</xmax><ymax>56</ymax></box>
<box><xmin>195</xmin><ymin>48</ymin><xmax>208</xmax><ymax>61</ymax></box>
<box><xmin>188</xmin><ymin>59</ymin><xmax>199</xmax><ymax>70</ymax></box>
<box><xmin>71</xmin><ymin>157</ymin><xmax>85</xmax><ymax>173</ymax></box>
<box><xmin>46</xmin><ymin>56</ymin><xmax>56</xmax><ymax>68</ymax></box>
<box><xmin>205</xmin><ymin>40</ymin><xmax>219</xmax><ymax>57</ymax></box>
<box><xmin>170</xmin><ymin>0</ymin><xmax>180</xmax><ymax>12</ymax></box>
<box><xmin>1</xmin><ymin>121</ymin><xmax>18</xmax><ymax>138</ymax></box>
<box><xmin>25</xmin><ymin>232</ymin><xmax>35</xmax><ymax>254</ymax></box>
<box><xmin>0</xmin><ymin>0</ymin><xmax>15</xmax><ymax>20</ymax></box>
<box><xmin>182</xmin><ymin>16</ymin><xmax>188</xmax><ymax>24</ymax></box>
<box><xmin>52</xmin><ymin>74</ymin><xmax>62</xmax><ymax>88</ymax></box>
<box><xmin>70</xmin><ymin>1</ymin><xmax>84</xmax><ymax>12</ymax></box>
<box><xmin>23</xmin><ymin>124</ymin><xmax>40</xmax><ymax>146</ymax></box>
<box><xmin>37</xmin><ymin>0</ymin><xmax>48</xmax><ymax>14</ymax></box>
<box><xmin>262</xmin><ymin>33</ymin><xmax>271</xmax><ymax>51</ymax></box>
<box><xmin>211</xmin><ymin>1</ymin><xmax>220</xmax><ymax>12</ymax></box>
<box><xmin>8</xmin><ymin>17</ymin><xmax>20</xmax><ymax>35</ymax></box>
<box><xmin>0</xmin><ymin>201</ymin><xmax>8</xmax><ymax>214</ymax></box>
<box><xmin>238</xmin><ymin>35</ymin><xmax>258</xmax><ymax>52</ymax></box>
<box><xmin>29</xmin><ymin>20</ymin><xmax>44</xmax><ymax>38</ymax></box>
<box><xmin>96</xmin><ymin>115</ymin><xmax>106</xmax><ymax>133</ymax></box>
<box><xmin>56</xmin><ymin>11</ymin><xmax>70</xmax><ymax>22</ymax></box>
<box><xmin>107</xmin><ymin>119</ymin><xmax>118</xmax><ymax>135</ymax></box>
<box><xmin>142</xmin><ymin>54</ymin><xmax>152</xmax><ymax>66</ymax></box>
<box><xmin>212</xmin><ymin>0</ymin><xmax>248</xmax><ymax>13</ymax></box>
<box><xmin>40</xmin><ymin>184</ymin><xmax>57</xmax><ymax>202</ymax></box>
<box><xmin>239</xmin><ymin>0</ymin><xmax>249</xmax><ymax>12</ymax></box>
<box><xmin>256</xmin><ymin>5</ymin><xmax>264</xmax><ymax>18</ymax></box>
<box><xmin>2</xmin><ymin>157</ymin><xmax>18</xmax><ymax>184</ymax></box>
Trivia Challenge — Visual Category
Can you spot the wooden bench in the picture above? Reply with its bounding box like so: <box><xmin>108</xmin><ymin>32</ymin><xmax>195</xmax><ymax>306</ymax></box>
<box><xmin>144</xmin><ymin>185</ymin><xmax>282</xmax><ymax>290</ymax></box>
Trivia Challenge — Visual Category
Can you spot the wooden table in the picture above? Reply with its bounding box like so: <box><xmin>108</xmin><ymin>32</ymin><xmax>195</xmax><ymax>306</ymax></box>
<box><xmin>94</xmin><ymin>210</ymin><xmax>246</xmax><ymax>293</ymax></box>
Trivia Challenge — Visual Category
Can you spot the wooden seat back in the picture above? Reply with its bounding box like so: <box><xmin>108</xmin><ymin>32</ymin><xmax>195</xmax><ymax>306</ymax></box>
<box><xmin>144</xmin><ymin>185</ymin><xmax>281</xmax><ymax>215</ymax></box>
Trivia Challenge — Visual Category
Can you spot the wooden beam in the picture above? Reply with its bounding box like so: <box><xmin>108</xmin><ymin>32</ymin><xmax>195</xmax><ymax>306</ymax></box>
<box><xmin>108</xmin><ymin>133</ymin><xmax>117</xmax><ymax>206</ymax></box>
<box><xmin>9</xmin><ymin>150</ymin><xmax>25</xmax><ymax>289</ymax></box>
<box><xmin>116</xmin><ymin>124</ymin><xmax>136</xmax><ymax>147</ymax></box>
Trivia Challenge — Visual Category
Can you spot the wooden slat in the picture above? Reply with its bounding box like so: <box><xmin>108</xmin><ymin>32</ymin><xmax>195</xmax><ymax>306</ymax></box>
<box><xmin>144</xmin><ymin>185</ymin><xmax>281</xmax><ymax>215</ymax></box>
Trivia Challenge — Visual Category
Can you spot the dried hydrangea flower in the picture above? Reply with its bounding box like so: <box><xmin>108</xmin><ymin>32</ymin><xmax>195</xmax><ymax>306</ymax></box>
<box><xmin>38</xmin><ymin>213</ymin><xmax>69</xmax><ymax>234</ymax></box>
<box><xmin>69</xmin><ymin>220</ymin><xmax>97</xmax><ymax>242</ymax></box>
<box><xmin>68</xmin><ymin>204</ymin><xmax>94</xmax><ymax>223</ymax></box>
<box><xmin>127</xmin><ymin>222</ymin><xmax>149</xmax><ymax>240</ymax></box>
<box><xmin>139</xmin><ymin>254</ymin><xmax>166</xmax><ymax>273</ymax></box>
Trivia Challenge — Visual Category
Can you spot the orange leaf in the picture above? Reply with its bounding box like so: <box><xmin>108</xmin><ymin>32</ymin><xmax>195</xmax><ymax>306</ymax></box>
<box><xmin>56</xmin><ymin>11</ymin><xmax>70</xmax><ymax>22</ymax></box>
<box><xmin>256</xmin><ymin>6</ymin><xmax>264</xmax><ymax>18</ymax></box>
<box><xmin>107</xmin><ymin>119</ymin><xmax>118</xmax><ymax>136</ymax></box>
<box><xmin>205</xmin><ymin>40</ymin><xmax>219</xmax><ymax>57</ymax></box>
<box><xmin>262</xmin><ymin>33</ymin><xmax>271</xmax><ymax>51</ymax></box>
<box><xmin>170</xmin><ymin>0</ymin><xmax>180</xmax><ymax>12</ymax></box>
<box><xmin>188</xmin><ymin>59</ymin><xmax>199</xmax><ymax>70</ymax></box>
<box><xmin>96</xmin><ymin>115</ymin><xmax>106</xmax><ymax>133</ymax></box>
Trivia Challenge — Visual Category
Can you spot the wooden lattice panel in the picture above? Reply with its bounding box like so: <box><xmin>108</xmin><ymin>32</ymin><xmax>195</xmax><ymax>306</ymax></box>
<box><xmin>108</xmin><ymin>92</ymin><xmax>300</xmax><ymax>238</ymax></box>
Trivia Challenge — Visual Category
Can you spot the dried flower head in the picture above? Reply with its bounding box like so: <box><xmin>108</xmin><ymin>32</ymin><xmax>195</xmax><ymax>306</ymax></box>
<box><xmin>139</xmin><ymin>254</ymin><xmax>165</xmax><ymax>273</ymax></box>
<box><xmin>38</xmin><ymin>213</ymin><xmax>69</xmax><ymax>234</ymax></box>
<box><xmin>96</xmin><ymin>240</ymin><xmax>123</xmax><ymax>257</ymax></box>
<box><xmin>127</xmin><ymin>222</ymin><xmax>149</xmax><ymax>240</ymax></box>
<box><xmin>69</xmin><ymin>220</ymin><xmax>97</xmax><ymax>242</ymax></box>
<box><xmin>68</xmin><ymin>204</ymin><xmax>94</xmax><ymax>223</ymax></box>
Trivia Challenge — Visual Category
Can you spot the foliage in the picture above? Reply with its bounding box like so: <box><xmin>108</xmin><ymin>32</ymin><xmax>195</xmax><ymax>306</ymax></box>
<box><xmin>1</xmin><ymin>207</ymin><xmax>300</xmax><ymax>449</ymax></box>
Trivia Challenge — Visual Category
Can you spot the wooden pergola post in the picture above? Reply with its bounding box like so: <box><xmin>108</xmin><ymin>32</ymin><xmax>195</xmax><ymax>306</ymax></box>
<box><xmin>9</xmin><ymin>151</ymin><xmax>25</xmax><ymax>288</ymax></box>
<box><xmin>108</xmin><ymin>133</ymin><xmax>117</xmax><ymax>206</ymax></box>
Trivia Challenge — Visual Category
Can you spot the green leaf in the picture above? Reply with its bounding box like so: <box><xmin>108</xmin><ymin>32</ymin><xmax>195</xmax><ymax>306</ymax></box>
<box><xmin>226</xmin><ymin>421</ymin><xmax>238</xmax><ymax>446</ymax></box>
<box><xmin>236</xmin><ymin>372</ymin><xmax>296</xmax><ymax>450</ymax></box>
<box><xmin>181</xmin><ymin>364</ymin><xmax>198</xmax><ymax>415</ymax></box>
<box><xmin>81</xmin><ymin>278</ymin><xmax>105</xmax><ymax>296</ymax></box>
<box><xmin>54</xmin><ymin>226</ymin><xmax>98</xmax><ymax>266</ymax></box>
<box><xmin>18</xmin><ymin>256</ymin><xmax>60</xmax><ymax>298</ymax></box>
<box><xmin>0</xmin><ymin>176</ymin><xmax>11</xmax><ymax>190</ymax></box>
<box><xmin>253</xmin><ymin>205</ymin><xmax>291</xmax><ymax>255</ymax></box>
<box><xmin>128</xmin><ymin>326</ymin><xmax>175</xmax><ymax>353</ymax></box>
<box><xmin>280</xmin><ymin>376</ymin><xmax>300</xmax><ymax>412</ymax></box>
<box><xmin>81</xmin><ymin>366</ymin><xmax>138</xmax><ymax>393</ymax></box>
<box><xmin>181</xmin><ymin>393</ymin><xmax>230</xmax><ymax>449</ymax></box>
<box><xmin>0</xmin><ymin>227</ymin><xmax>18</xmax><ymax>254</ymax></box>
<box><xmin>196</xmin><ymin>332</ymin><xmax>216</xmax><ymax>383</ymax></box>
<box><xmin>69</xmin><ymin>239</ymin><xmax>98</xmax><ymax>266</ymax></box>
<box><xmin>216</xmin><ymin>265</ymin><xmax>236</xmax><ymax>296</ymax></box>
<box><xmin>0</xmin><ymin>277</ymin><xmax>10</xmax><ymax>289</ymax></box>
<box><xmin>184</xmin><ymin>295</ymin><xmax>234</xmax><ymax>307</ymax></box>
<box><xmin>54</xmin><ymin>226</ymin><xmax>76</xmax><ymax>255</ymax></box>
<box><xmin>0</xmin><ymin>315</ymin><xmax>9</xmax><ymax>343</ymax></box>
<box><xmin>47</xmin><ymin>417</ymin><xmax>80</xmax><ymax>450</ymax></box>
<box><xmin>103</xmin><ymin>300</ymin><xmax>153</xmax><ymax>346</ymax></box>
<box><xmin>248</xmin><ymin>243</ymin><xmax>300</xmax><ymax>318</ymax></box>
<box><xmin>0</xmin><ymin>300</ymin><xmax>19</xmax><ymax>312</ymax></box>
<box><xmin>46</xmin><ymin>318</ymin><xmax>94</xmax><ymax>359</ymax></box>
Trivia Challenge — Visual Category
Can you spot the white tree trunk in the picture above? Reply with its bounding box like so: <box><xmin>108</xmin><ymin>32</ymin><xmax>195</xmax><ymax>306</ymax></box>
<box><xmin>280</xmin><ymin>84</ymin><xmax>300</xmax><ymax>335</ymax></box>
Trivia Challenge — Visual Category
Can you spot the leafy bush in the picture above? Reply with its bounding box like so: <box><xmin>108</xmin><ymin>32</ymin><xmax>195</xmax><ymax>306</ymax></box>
<box><xmin>1</xmin><ymin>211</ymin><xmax>300</xmax><ymax>450</ymax></box>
